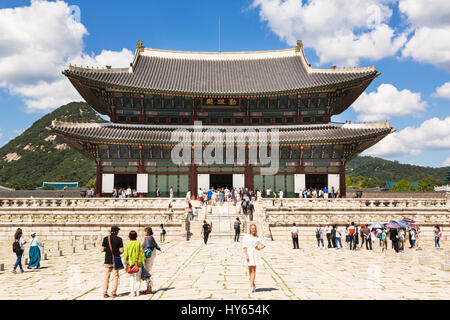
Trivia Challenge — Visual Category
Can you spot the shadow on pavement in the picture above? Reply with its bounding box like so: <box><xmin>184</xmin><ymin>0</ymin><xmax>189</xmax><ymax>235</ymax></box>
<box><xmin>153</xmin><ymin>287</ymin><xmax>175</xmax><ymax>293</ymax></box>
<box><xmin>255</xmin><ymin>288</ymin><xmax>279</xmax><ymax>292</ymax></box>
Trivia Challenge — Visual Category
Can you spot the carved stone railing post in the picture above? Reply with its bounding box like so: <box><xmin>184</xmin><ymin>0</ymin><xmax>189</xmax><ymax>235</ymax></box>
<box><xmin>446</xmin><ymin>193</ymin><xmax>450</xmax><ymax>212</ymax></box>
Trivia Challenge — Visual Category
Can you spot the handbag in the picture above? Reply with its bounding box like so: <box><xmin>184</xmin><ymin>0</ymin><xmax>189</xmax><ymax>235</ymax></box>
<box><xmin>145</xmin><ymin>248</ymin><xmax>152</xmax><ymax>258</ymax></box>
<box><xmin>141</xmin><ymin>266</ymin><xmax>151</xmax><ymax>280</ymax></box>
<box><xmin>126</xmin><ymin>243</ymin><xmax>141</xmax><ymax>274</ymax></box>
<box><xmin>108</xmin><ymin>236</ymin><xmax>124</xmax><ymax>270</ymax></box>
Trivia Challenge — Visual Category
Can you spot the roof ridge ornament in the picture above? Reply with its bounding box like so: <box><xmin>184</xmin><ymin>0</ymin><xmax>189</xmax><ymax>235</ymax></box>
<box><xmin>136</xmin><ymin>40</ymin><xmax>145</xmax><ymax>53</ymax></box>
<box><xmin>295</xmin><ymin>40</ymin><xmax>303</xmax><ymax>52</ymax></box>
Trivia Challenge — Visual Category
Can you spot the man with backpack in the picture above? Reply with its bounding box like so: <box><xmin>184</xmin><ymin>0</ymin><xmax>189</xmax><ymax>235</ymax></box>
<box><xmin>315</xmin><ymin>224</ymin><xmax>324</xmax><ymax>248</ymax></box>
<box><xmin>241</xmin><ymin>199</ymin><xmax>248</xmax><ymax>215</ymax></box>
<box><xmin>234</xmin><ymin>218</ymin><xmax>241</xmax><ymax>242</ymax></box>
<box><xmin>201</xmin><ymin>220</ymin><xmax>211</xmax><ymax>244</ymax></box>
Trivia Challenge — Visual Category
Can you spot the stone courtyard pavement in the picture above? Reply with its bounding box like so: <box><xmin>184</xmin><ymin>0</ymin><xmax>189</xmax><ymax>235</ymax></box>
<box><xmin>0</xmin><ymin>239</ymin><xmax>449</xmax><ymax>300</ymax></box>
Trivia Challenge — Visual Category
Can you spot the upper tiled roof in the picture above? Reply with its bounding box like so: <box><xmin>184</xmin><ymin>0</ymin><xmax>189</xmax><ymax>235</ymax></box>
<box><xmin>51</xmin><ymin>121</ymin><xmax>393</xmax><ymax>144</ymax></box>
<box><xmin>63</xmin><ymin>41</ymin><xmax>379</xmax><ymax>95</ymax></box>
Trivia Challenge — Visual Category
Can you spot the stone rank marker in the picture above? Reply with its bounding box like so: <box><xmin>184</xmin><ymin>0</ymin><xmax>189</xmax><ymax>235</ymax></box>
<box><xmin>442</xmin><ymin>250</ymin><xmax>450</xmax><ymax>271</ymax></box>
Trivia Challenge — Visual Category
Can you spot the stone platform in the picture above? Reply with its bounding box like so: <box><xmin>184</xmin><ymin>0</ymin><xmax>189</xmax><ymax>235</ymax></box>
<box><xmin>0</xmin><ymin>196</ymin><xmax>449</xmax><ymax>242</ymax></box>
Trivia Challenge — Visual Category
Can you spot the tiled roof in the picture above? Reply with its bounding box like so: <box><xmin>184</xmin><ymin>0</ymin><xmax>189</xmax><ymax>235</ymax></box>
<box><xmin>51</xmin><ymin>121</ymin><xmax>393</xmax><ymax>145</ymax></box>
<box><xmin>63</xmin><ymin>46</ymin><xmax>379</xmax><ymax>95</ymax></box>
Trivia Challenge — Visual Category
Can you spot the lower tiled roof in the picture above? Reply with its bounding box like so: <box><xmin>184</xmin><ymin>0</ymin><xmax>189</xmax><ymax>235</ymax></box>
<box><xmin>51</xmin><ymin>121</ymin><xmax>394</xmax><ymax>145</ymax></box>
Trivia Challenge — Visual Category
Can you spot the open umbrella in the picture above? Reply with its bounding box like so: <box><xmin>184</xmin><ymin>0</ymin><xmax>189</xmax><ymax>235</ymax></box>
<box><xmin>402</xmin><ymin>217</ymin><xmax>415</xmax><ymax>223</ymax></box>
<box><xmin>385</xmin><ymin>221</ymin><xmax>401</xmax><ymax>229</ymax></box>
<box><xmin>397</xmin><ymin>220</ymin><xmax>408</xmax><ymax>228</ymax></box>
<box><xmin>370</xmin><ymin>223</ymin><xmax>383</xmax><ymax>229</ymax></box>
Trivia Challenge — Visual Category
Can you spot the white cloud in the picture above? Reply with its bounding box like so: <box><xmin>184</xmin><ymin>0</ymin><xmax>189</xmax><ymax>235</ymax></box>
<box><xmin>70</xmin><ymin>49</ymin><xmax>134</xmax><ymax>69</ymax></box>
<box><xmin>401</xmin><ymin>26</ymin><xmax>450</xmax><ymax>71</ymax></box>
<box><xmin>0</xmin><ymin>0</ymin><xmax>87</xmax><ymax>86</ymax></box>
<box><xmin>0</xmin><ymin>0</ymin><xmax>133</xmax><ymax>112</ymax></box>
<box><xmin>432</xmin><ymin>82</ymin><xmax>450</xmax><ymax>99</ymax></box>
<box><xmin>399</xmin><ymin>0</ymin><xmax>450</xmax><ymax>71</ymax></box>
<box><xmin>351</xmin><ymin>83</ymin><xmax>427</xmax><ymax>121</ymax></box>
<box><xmin>398</xmin><ymin>0</ymin><xmax>450</xmax><ymax>28</ymax></box>
<box><xmin>364</xmin><ymin>117</ymin><xmax>450</xmax><ymax>157</ymax></box>
<box><xmin>444</xmin><ymin>157</ymin><xmax>450</xmax><ymax>166</ymax></box>
<box><xmin>9</xmin><ymin>49</ymin><xmax>134</xmax><ymax>112</ymax></box>
<box><xmin>251</xmin><ymin>0</ymin><xmax>407</xmax><ymax>66</ymax></box>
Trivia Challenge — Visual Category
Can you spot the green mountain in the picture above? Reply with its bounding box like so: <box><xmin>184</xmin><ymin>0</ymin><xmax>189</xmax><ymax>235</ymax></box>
<box><xmin>346</xmin><ymin>156</ymin><xmax>447</xmax><ymax>189</ymax></box>
<box><xmin>0</xmin><ymin>102</ymin><xmax>105</xmax><ymax>189</ymax></box>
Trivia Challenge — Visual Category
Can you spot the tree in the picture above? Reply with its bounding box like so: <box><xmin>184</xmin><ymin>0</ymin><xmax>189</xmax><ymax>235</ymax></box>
<box><xmin>417</xmin><ymin>177</ymin><xmax>440</xmax><ymax>191</ymax></box>
<box><xmin>391</xmin><ymin>179</ymin><xmax>415</xmax><ymax>191</ymax></box>
<box><xmin>85</xmin><ymin>177</ymin><xmax>96</xmax><ymax>189</ymax></box>
<box><xmin>9</xmin><ymin>181</ymin><xmax>35</xmax><ymax>190</ymax></box>
<box><xmin>42</xmin><ymin>184</ymin><xmax>56</xmax><ymax>190</ymax></box>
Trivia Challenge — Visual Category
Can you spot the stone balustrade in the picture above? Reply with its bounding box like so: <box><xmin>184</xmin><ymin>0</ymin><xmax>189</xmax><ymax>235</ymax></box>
<box><xmin>262</xmin><ymin>197</ymin><xmax>449</xmax><ymax>210</ymax></box>
<box><xmin>0</xmin><ymin>198</ymin><xmax>188</xmax><ymax>240</ymax></box>
<box><xmin>0</xmin><ymin>197</ymin><xmax>188</xmax><ymax>210</ymax></box>
<box><xmin>262</xmin><ymin>197</ymin><xmax>449</xmax><ymax>226</ymax></box>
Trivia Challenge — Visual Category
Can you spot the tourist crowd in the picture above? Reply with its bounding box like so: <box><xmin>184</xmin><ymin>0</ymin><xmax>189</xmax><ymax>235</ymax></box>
<box><xmin>10</xmin><ymin>218</ymin><xmax>443</xmax><ymax>298</ymax></box>
<box><xmin>112</xmin><ymin>186</ymin><xmax>138</xmax><ymax>198</ymax></box>
<box><xmin>298</xmin><ymin>186</ymin><xmax>342</xmax><ymax>198</ymax></box>
<box><xmin>304</xmin><ymin>222</ymin><xmax>443</xmax><ymax>253</ymax></box>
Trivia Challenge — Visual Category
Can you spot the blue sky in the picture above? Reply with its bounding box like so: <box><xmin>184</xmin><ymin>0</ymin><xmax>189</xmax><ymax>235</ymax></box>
<box><xmin>0</xmin><ymin>0</ymin><xmax>449</xmax><ymax>167</ymax></box>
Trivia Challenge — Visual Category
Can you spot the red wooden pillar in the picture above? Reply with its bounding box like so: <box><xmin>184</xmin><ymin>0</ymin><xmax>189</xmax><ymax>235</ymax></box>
<box><xmin>339</xmin><ymin>163</ymin><xmax>346</xmax><ymax>198</ymax></box>
<box><xmin>189</xmin><ymin>165</ymin><xmax>197</xmax><ymax>199</ymax></box>
<box><xmin>140</xmin><ymin>94</ymin><xmax>145</xmax><ymax>124</ymax></box>
<box><xmin>96</xmin><ymin>160</ymin><xmax>102</xmax><ymax>197</ymax></box>
<box><xmin>110</xmin><ymin>106</ymin><xmax>116</xmax><ymax>122</ymax></box>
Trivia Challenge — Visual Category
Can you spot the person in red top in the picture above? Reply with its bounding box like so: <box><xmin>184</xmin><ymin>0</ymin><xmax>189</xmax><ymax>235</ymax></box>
<box><xmin>348</xmin><ymin>222</ymin><xmax>357</xmax><ymax>250</ymax></box>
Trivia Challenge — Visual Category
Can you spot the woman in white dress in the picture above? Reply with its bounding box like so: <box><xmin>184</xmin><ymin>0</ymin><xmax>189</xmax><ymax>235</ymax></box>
<box><xmin>242</xmin><ymin>224</ymin><xmax>265</xmax><ymax>293</ymax></box>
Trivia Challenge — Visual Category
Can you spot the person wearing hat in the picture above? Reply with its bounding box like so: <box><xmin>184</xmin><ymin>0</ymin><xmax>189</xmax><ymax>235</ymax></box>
<box><xmin>28</xmin><ymin>232</ymin><xmax>44</xmax><ymax>269</ymax></box>
<box><xmin>101</xmin><ymin>226</ymin><xmax>124</xmax><ymax>298</ymax></box>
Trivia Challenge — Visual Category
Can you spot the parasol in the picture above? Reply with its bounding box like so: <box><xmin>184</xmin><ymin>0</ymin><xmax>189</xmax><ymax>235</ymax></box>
<box><xmin>385</xmin><ymin>221</ymin><xmax>401</xmax><ymax>229</ymax></box>
<box><xmin>370</xmin><ymin>223</ymin><xmax>383</xmax><ymax>229</ymax></box>
<box><xmin>397</xmin><ymin>220</ymin><xmax>408</xmax><ymax>228</ymax></box>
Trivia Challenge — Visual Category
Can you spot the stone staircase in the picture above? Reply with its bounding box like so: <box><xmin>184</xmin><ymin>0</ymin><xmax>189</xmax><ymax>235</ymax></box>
<box><xmin>200</xmin><ymin>201</ymin><xmax>267</xmax><ymax>240</ymax></box>
<box><xmin>207</xmin><ymin>202</ymin><xmax>241</xmax><ymax>239</ymax></box>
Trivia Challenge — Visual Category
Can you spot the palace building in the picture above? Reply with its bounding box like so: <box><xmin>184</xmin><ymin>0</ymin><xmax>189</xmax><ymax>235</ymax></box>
<box><xmin>52</xmin><ymin>40</ymin><xmax>394</xmax><ymax>197</ymax></box>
